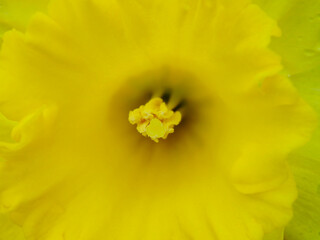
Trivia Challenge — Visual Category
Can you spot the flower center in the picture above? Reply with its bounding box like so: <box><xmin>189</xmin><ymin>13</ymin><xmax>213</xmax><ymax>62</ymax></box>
<box><xmin>128</xmin><ymin>97</ymin><xmax>182</xmax><ymax>142</ymax></box>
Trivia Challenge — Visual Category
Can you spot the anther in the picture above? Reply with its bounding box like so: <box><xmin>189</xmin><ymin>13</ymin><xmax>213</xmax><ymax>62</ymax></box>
<box><xmin>128</xmin><ymin>98</ymin><xmax>182</xmax><ymax>142</ymax></box>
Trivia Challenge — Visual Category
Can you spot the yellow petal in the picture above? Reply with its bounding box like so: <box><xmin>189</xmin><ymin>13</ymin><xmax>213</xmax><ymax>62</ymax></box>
<box><xmin>254</xmin><ymin>1</ymin><xmax>320</xmax><ymax>238</ymax></box>
<box><xmin>284</xmin><ymin>69</ymin><xmax>320</xmax><ymax>240</ymax></box>
<box><xmin>0</xmin><ymin>213</ymin><xmax>25</xmax><ymax>240</ymax></box>
<box><xmin>263</xmin><ymin>228</ymin><xmax>284</xmax><ymax>240</ymax></box>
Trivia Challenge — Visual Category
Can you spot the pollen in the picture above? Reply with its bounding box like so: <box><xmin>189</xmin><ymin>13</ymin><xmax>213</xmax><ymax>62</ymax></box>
<box><xmin>128</xmin><ymin>98</ymin><xmax>182</xmax><ymax>142</ymax></box>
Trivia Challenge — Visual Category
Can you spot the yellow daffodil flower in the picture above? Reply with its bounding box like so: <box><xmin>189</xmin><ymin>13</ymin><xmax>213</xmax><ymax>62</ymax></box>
<box><xmin>0</xmin><ymin>0</ymin><xmax>318</xmax><ymax>240</ymax></box>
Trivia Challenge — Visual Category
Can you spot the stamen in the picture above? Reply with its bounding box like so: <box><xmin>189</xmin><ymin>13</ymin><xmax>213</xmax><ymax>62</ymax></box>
<box><xmin>128</xmin><ymin>98</ymin><xmax>182</xmax><ymax>142</ymax></box>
